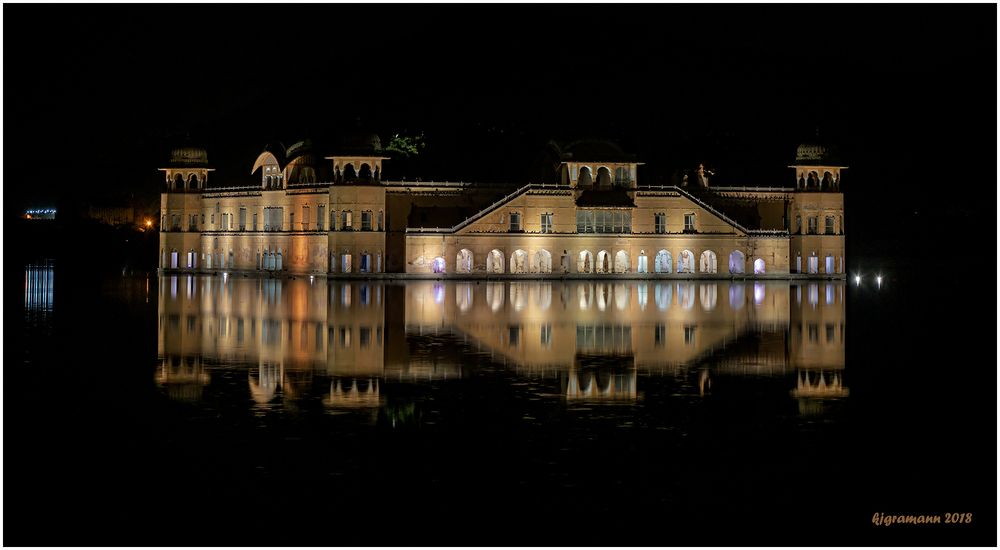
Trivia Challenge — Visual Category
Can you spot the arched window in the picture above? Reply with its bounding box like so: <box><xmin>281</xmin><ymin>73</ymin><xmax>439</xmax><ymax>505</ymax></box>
<box><xmin>487</xmin><ymin>249</ymin><xmax>504</xmax><ymax>273</ymax></box>
<box><xmin>577</xmin><ymin>250</ymin><xmax>594</xmax><ymax>274</ymax></box>
<box><xmin>456</xmin><ymin>249</ymin><xmax>474</xmax><ymax>273</ymax></box>
<box><xmin>343</xmin><ymin>164</ymin><xmax>357</xmax><ymax>181</ymax></box>
<box><xmin>532</xmin><ymin>249</ymin><xmax>552</xmax><ymax>273</ymax></box>
<box><xmin>699</xmin><ymin>250</ymin><xmax>718</xmax><ymax>273</ymax></box>
<box><xmin>729</xmin><ymin>250</ymin><xmax>746</xmax><ymax>274</ymax></box>
<box><xmin>189</xmin><ymin>174</ymin><xmax>199</xmax><ymax>189</ymax></box>
<box><xmin>578</xmin><ymin>166</ymin><xmax>593</xmax><ymax>188</ymax></box>
<box><xmin>596</xmin><ymin>167</ymin><xmax>612</xmax><ymax>188</ymax></box>
<box><xmin>614</xmin><ymin>250</ymin><xmax>630</xmax><ymax>273</ymax></box>
<box><xmin>655</xmin><ymin>250</ymin><xmax>672</xmax><ymax>273</ymax></box>
<box><xmin>754</xmin><ymin>258</ymin><xmax>766</xmax><ymax>274</ymax></box>
<box><xmin>358</xmin><ymin>163</ymin><xmax>372</xmax><ymax>180</ymax></box>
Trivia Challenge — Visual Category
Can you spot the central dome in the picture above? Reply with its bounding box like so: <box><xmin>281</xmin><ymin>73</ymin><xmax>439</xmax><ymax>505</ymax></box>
<box><xmin>169</xmin><ymin>147</ymin><xmax>208</xmax><ymax>166</ymax></box>
<box><xmin>795</xmin><ymin>142</ymin><xmax>841</xmax><ymax>165</ymax></box>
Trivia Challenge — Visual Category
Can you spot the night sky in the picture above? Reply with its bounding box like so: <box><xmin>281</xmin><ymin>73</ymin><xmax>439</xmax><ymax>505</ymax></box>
<box><xmin>5</xmin><ymin>4</ymin><xmax>996</xmax><ymax>266</ymax></box>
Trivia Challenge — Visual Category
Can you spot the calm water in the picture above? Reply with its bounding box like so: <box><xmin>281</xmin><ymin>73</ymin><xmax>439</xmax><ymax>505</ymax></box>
<box><xmin>9</xmin><ymin>268</ymin><xmax>994</xmax><ymax>545</ymax></box>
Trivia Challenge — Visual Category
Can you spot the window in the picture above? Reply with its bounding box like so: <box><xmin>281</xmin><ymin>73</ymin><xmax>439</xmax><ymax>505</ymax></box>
<box><xmin>808</xmin><ymin>217</ymin><xmax>818</xmax><ymax>235</ymax></box>
<box><xmin>795</xmin><ymin>215</ymin><xmax>801</xmax><ymax>234</ymax></box>
<box><xmin>302</xmin><ymin>205</ymin><xmax>310</xmax><ymax>231</ymax></box>
<box><xmin>201</xmin><ymin>214</ymin><xmax>205</xmax><ymax>225</ymax></box>
<box><xmin>654</xmin><ymin>213</ymin><xmax>666</xmax><ymax>234</ymax></box>
<box><xmin>575</xmin><ymin>210</ymin><xmax>630</xmax><ymax>233</ymax></box>
<box><xmin>341</xmin><ymin>210</ymin><xmax>352</xmax><ymax>230</ymax></box>
<box><xmin>253</xmin><ymin>212</ymin><xmax>258</xmax><ymax>231</ymax></box>
<box><xmin>264</xmin><ymin>207</ymin><xmax>283</xmax><ymax>231</ymax></box>
<box><xmin>684</xmin><ymin>213</ymin><xmax>695</xmax><ymax>232</ymax></box>
<box><xmin>361</xmin><ymin>210</ymin><xmax>372</xmax><ymax>231</ymax></box>
<box><xmin>289</xmin><ymin>212</ymin><xmax>295</xmax><ymax>230</ymax></box>
<box><xmin>509</xmin><ymin>212</ymin><xmax>521</xmax><ymax>232</ymax></box>
<box><xmin>576</xmin><ymin>210</ymin><xmax>594</xmax><ymax>233</ymax></box>
<box><xmin>317</xmin><ymin>205</ymin><xmax>326</xmax><ymax>230</ymax></box>
<box><xmin>210</xmin><ymin>213</ymin><xmax>215</xmax><ymax>225</ymax></box>
<box><xmin>189</xmin><ymin>214</ymin><xmax>197</xmax><ymax>231</ymax></box>
<box><xmin>825</xmin><ymin>216</ymin><xmax>835</xmax><ymax>235</ymax></box>
<box><xmin>377</xmin><ymin>210</ymin><xmax>383</xmax><ymax>231</ymax></box>
<box><xmin>614</xmin><ymin>167</ymin><xmax>631</xmax><ymax>186</ymax></box>
<box><xmin>540</xmin><ymin>213</ymin><xmax>552</xmax><ymax>233</ymax></box>
<box><xmin>239</xmin><ymin>207</ymin><xmax>247</xmax><ymax>231</ymax></box>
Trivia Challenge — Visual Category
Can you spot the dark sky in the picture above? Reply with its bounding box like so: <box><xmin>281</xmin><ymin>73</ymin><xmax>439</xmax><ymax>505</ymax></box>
<box><xmin>5</xmin><ymin>3</ymin><xmax>996</xmax><ymax>253</ymax></box>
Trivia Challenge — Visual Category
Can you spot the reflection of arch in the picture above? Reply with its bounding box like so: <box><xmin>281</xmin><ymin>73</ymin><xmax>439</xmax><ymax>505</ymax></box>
<box><xmin>597</xmin><ymin>250</ymin><xmax>611</xmax><ymax>273</ymax></box>
<box><xmin>532</xmin><ymin>249</ymin><xmax>552</xmax><ymax>273</ymax></box>
<box><xmin>578</xmin><ymin>166</ymin><xmax>593</xmax><ymax>188</ymax></box>
<box><xmin>487</xmin><ymin>249</ymin><xmax>504</xmax><ymax>273</ymax></box>
<box><xmin>614</xmin><ymin>250</ymin><xmax>629</xmax><ymax>273</ymax></box>
<box><xmin>728</xmin><ymin>284</ymin><xmax>745</xmax><ymax>309</ymax></box>
<box><xmin>699</xmin><ymin>250</ymin><xmax>717</xmax><ymax>273</ymax></box>
<box><xmin>729</xmin><ymin>250</ymin><xmax>746</xmax><ymax>274</ymax></box>
<box><xmin>614</xmin><ymin>283</ymin><xmax>629</xmax><ymax>310</ymax></box>
<box><xmin>655</xmin><ymin>250</ymin><xmax>672</xmax><ymax>273</ymax></box>
<box><xmin>596</xmin><ymin>167</ymin><xmax>612</xmax><ymax>188</ymax></box>
<box><xmin>577</xmin><ymin>250</ymin><xmax>593</xmax><ymax>273</ymax></box>
<box><xmin>486</xmin><ymin>282</ymin><xmax>504</xmax><ymax>311</ymax></box>
<box><xmin>677</xmin><ymin>250</ymin><xmax>695</xmax><ymax>273</ymax></box>
<box><xmin>654</xmin><ymin>283</ymin><xmax>673</xmax><ymax>310</ymax></box>
<box><xmin>578</xmin><ymin>283</ymin><xmax>593</xmax><ymax>310</ymax></box>
<box><xmin>700</xmin><ymin>284</ymin><xmax>718</xmax><ymax>311</ymax></box>
<box><xmin>754</xmin><ymin>258</ymin><xmax>766</xmax><ymax>274</ymax></box>
<box><xmin>456</xmin><ymin>249</ymin><xmax>474</xmax><ymax>273</ymax></box>
<box><xmin>509</xmin><ymin>249</ymin><xmax>528</xmax><ymax>274</ymax></box>
<box><xmin>432</xmin><ymin>256</ymin><xmax>446</xmax><ymax>274</ymax></box>
<box><xmin>456</xmin><ymin>283</ymin><xmax>474</xmax><ymax>312</ymax></box>
<box><xmin>677</xmin><ymin>283</ymin><xmax>695</xmax><ymax>309</ymax></box>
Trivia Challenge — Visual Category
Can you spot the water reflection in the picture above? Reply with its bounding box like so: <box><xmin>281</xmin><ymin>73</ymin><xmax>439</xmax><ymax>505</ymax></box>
<box><xmin>157</xmin><ymin>278</ymin><xmax>846</xmax><ymax>414</ymax></box>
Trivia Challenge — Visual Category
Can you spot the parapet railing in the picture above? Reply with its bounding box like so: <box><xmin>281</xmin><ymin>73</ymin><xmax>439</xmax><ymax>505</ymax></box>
<box><xmin>407</xmin><ymin>183</ymin><xmax>571</xmax><ymax>234</ymax></box>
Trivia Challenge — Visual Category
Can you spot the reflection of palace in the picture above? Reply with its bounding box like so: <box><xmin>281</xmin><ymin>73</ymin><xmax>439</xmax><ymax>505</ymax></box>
<box><xmin>158</xmin><ymin>137</ymin><xmax>846</xmax><ymax>278</ymax></box>
<box><xmin>157</xmin><ymin>278</ymin><xmax>845</xmax><ymax>411</ymax></box>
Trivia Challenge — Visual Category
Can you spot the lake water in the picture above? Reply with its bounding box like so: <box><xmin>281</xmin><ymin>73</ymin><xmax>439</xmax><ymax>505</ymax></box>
<box><xmin>8</xmin><ymin>267</ymin><xmax>993</xmax><ymax>545</ymax></box>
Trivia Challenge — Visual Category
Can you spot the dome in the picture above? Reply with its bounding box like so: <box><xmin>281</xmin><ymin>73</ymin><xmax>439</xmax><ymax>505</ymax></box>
<box><xmin>795</xmin><ymin>142</ymin><xmax>841</xmax><ymax>165</ymax></box>
<box><xmin>560</xmin><ymin>139</ymin><xmax>634</xmax><ymax>163</ymax></box>
<box><xmin>340</xmin><ymin>132</ymin><xmax>382</xmax><ymax>154</ymax></box>
<box><xmin>169</xmin><ymin>147</ymin><xmax>208</xmax><ymax>166</ymax></box>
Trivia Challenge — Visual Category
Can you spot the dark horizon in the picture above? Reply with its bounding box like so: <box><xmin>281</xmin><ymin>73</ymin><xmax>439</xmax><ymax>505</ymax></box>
<box><xmin>5</xmin><ymin>4</ymin><xmax>996</xmax><ymax>243</ymax></box>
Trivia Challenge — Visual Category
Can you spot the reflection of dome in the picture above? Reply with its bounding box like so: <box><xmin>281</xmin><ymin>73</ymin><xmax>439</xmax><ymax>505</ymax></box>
<box><xmin>795</xmin><ymin>143</ymin><xmax>841</xmax><ymax>165</ymax></box>
<box><xmin>561</xmin><ymin>139</ymin><xmax>634</xmax><ymax>162</ymax></box>
<box><xmin>169</xmin><ymin>147</ymin><xmax>208</xmax><ymax>166</ymax></box>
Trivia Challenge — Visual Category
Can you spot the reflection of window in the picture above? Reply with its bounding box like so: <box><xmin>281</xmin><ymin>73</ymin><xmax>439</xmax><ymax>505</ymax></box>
<box><xmin>540</xmin><ymin>324</ymin><xmax>552</xmax><ymax>347</ymax></box>
<box><xmin>826</xmin><ymin>323</ymin><xmax>835</xmax><ymax>343</ymax></box>
<box><xmin>339</xmin><ymin>327</ymin><xmax>351</xmax><ymax>347</ymax></box>
<box><xmin>540</xmin><ymin>213</ymin><xmax>552</xmax><ymax>233</ymax></box>
<box><xmin>655</xmin><ymin>323</ymin><xmax>666</xmax><ymax>347</ymax></box>
<box><xmin>655</xmin><ymin>213</ymin><xmax>666</xmax><ymax>234</ymax></box>
<box><xmin>360</xmin><ymin>327</ymin><xmax>371</xmax><ymax>348</ymax></box>
<box><xmin>683</xmin><ymin>325</ymin><xmax>696</xmax><ymax>345</ymax></box>
<box><xmin>684</xmin><ymin>213</ymin><xmax>695</xmax><ymax>232</ymax></box>
<box><xmin>509</xmin><ymin>212</ymin><xmax>521</xmax><ymax>232</ymax></box>
<box><xmin>508</xmin><ymin>325</ymin><xmax>521</xmax><ymax>347</ymax></box>
<box><xmin>808</xmin><ymin>323</ymin><xmax>819</xmax><ymax>342</ymax></box>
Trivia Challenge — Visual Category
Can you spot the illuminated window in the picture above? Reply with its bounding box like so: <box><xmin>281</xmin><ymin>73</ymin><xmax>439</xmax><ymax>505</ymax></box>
<box><xmin>655</xmin><ymin>213</ymin><xmax>666</xmax><ymax>234</ymax></box>
<box><xmin>540</xmin><ymin>213</ymin><xmax>552</xmax><ymax>233</ymax></box>
<box><xmin>684</xmin><ymin>213</ymin><xmax>695</xmax><ymax>232</ymax></box>
<box><xmin>509</xmin><ymin>212</ymin><xmax>521</xmax><ymax>232</ymax></box>
<box><xmin>341</xmin><ymin>211</ymin><xmax>352</xmax><ymax>230</ymax></box>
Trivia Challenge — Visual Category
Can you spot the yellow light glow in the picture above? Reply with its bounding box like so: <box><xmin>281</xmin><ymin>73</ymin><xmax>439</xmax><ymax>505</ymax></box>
<box><xmin>145</xmin><ymin>220</ymin><xmax>153</xmax><ymax>227</ymax></box>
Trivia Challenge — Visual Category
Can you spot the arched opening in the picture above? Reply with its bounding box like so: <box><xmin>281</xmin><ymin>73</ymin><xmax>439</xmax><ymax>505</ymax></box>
<box><xmin>275</xmin><ymin>250</ymin><xmax>283</xmax><ymax>271</ymax></box>
<box><xmin>509</xmin><ymin>249</ymin><xmax>528</xmax><ymax>274</ymax></box>
<box><xmin>358</xmin><ymin>163</ymin><xmax>372</xmax><ymax>180</ymax></box>
<box><xmin>700</xmin><ymin>284</ymin><xmax>718</xmax><ymax>311</ymax></box>
<box><xmin>699</xmin><ymin>250</ymin><xmax>718</xmax><ymax>273</ymax></box>
<box><xmin>577</xmin><ymin>250</ymin><xmax>593</xmax><ymax>273</ymax></box>
<box><xmin>637</xmin><ymin>251</ymin><xmax>648</xmax><ymax>273</ymax></box>
<box><xmin>532</xmin><ymin>249</ymin><xmax>552</xmax><ymax>273</ymax></box>
<box><xmin>808</xmin><ymin>255</ymin><xmax>819</xmax><ymax>274</ymax></box>
<box><xmin>189</xmin><ymin>174</ymin><xmax>199</xmax><ymax>190</ymax></box>
<box><xmin>728</xmin><ymin>250</ymin><xmax>746</xmax><ymax>274</ymax></box>
<box><xmin>487</xmin><ymin>249</ymin><xmax>504</xmax><ymax>274</ymax></box>
<box><xmin>360</xmin><ymin>253</ymin><xmax>372</xmax><ymax>273</ymax></box>
<box><xmin>174</xmin><ymin>174</ymin><xmax>184</xmax><ymax>190</ymax></box>
<box><xmin>677</xmin><ymin>250</ymin><xmax>695</xmax><ymax>273</ymax></box>
<box><xmin>821</xmin><ymin>171</ymin><xmax>833</xmax><ymax>190</ymax></box>
<box><xmin>614</xmin><ymin>167</ymin><xmax>631</xmax><ymax>187</ymax></box>
<box><xmin>596</xmin><ymin>250</ymin><xmax>611</xmax><ymax>273</ymax></box>
<box><xmin>456</xmin><ymin>249</ymin><xmax>474</xmax><ymax>273</ymax></box>
<box><xmin>432</xmin><ymin>256</ymin><xmax>446</xmax><ymax>274</ymax></box>
<box><xmin>655</xmin><ymin>250</ymin><xmax>672</xmax><ymax>273</ymax></box>
<box><xmin>265</xmin><ymin>175</ymin><xmax>272</xmax><ymax>188</ymax></box>
<box><xmin>187</xmin><ymin>249</ymin><xmax>197</xmax><ymax>269</ymax></box>
<box><xmin>578</xmin><ymin>166</ymin><xmax>593</xmax><ymax>188</ymax></box>
<box><xmin>169</xmin><ymin>249</ymin><xmax>179</xmax><ymax>269</ymax></box>
<box><xmin>341</xmin><ymin>253</ymin><xmax>352</xmax><ymax>273</ymax></box>
<box><xmin>825</xmin><ymin>255</ymin><xmax>835</xmax><ymax>274</ymax></box>
<box><xmin>343</xmin><ymin>163</ymin><xmax>357</xmax><ymax>181</ymax></box>
<box><xmin>614</xmin><ymin>250</ymin><xmax>629</xmax><ymax>273</ymax></box>
<box><xmin>807</xmin><ymin>171</ymin><xmax>819</xmax><ymax>188</ymax></box>
<box><xmin>754</xmin><ymin>258</ymin><xmax>766</xmax><ymax>275</ymax></box>
<box><xmin>596</xmin><ymin>167</ymin><xmax>612</xmax><ymax>188</ymax></box>
<box><xmin>797</xmin><ymin>175</ymin><xmax>805</xmax><ymax>189</ymax></box>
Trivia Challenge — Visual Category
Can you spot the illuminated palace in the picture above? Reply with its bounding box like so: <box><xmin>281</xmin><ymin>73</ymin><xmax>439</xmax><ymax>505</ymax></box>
<box><xmin>158</xmin><ymin>137</ymin><xmax>846</xmax><ymax>278</ymax></box>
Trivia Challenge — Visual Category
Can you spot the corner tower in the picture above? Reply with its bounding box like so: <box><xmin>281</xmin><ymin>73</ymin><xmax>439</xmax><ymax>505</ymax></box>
<box><xmin>787</xmin><ymin>141</ymin><xmax>847</xmax><ymax>276</ymax></box>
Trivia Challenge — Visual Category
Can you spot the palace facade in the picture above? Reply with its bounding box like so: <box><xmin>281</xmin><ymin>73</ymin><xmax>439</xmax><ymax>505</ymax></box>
<box><xmin>159</xmin><ymin>137</ymin><xmax>846</xmax><ymax>278</ymax></box>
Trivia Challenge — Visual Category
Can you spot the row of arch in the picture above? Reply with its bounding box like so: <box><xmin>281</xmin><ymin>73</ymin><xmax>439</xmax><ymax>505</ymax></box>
<box><xmin>796</xmin><ymin>170</ymin><xmax>841</xmax><ymax>191</ymax></box>
<box><xmin>434</xmin><ymin>249</ymin><xmax>766</xmax><ymax>275</ymax></box>
<box><xmin>576</xmin><ymin>166</ymin><xmax>633</xmax><ymax>189</ymax></box>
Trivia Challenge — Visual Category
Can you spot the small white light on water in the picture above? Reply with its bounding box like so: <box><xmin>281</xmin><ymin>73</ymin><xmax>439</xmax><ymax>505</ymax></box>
<box><xmin>854</xmin><ymin>275</ymin><xmax>861</xmax><ymax>286</ymax></box>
